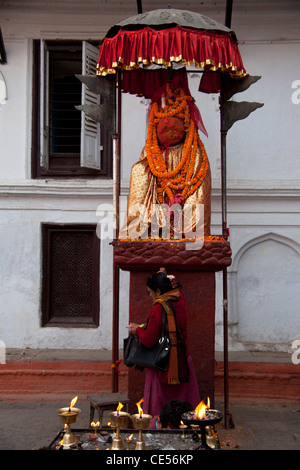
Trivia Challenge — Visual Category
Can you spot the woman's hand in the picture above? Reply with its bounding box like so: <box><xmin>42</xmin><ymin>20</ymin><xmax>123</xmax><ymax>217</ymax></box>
<box><xmin>126</xmin><ymin>323</ymin><xmax>140</xmax><ymax>336</ymax></box>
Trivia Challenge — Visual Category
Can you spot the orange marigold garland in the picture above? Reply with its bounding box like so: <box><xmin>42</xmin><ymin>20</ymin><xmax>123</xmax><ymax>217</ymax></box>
<box><xmin>146</xmin><ymin>84</ymin><xmax>209</xmax><ymax>205</ymax></box>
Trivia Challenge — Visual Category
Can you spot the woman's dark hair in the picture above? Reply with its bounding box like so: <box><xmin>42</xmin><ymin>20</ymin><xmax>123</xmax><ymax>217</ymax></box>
<box><xmin>159</xmin><ymin>400</ymin><xmax>193</xmax><ymax>429</ymax></box>
<box><xmin>146</xmin><ymin>272</ymin><xmax>174</xmax><ymax>294</ymax></box>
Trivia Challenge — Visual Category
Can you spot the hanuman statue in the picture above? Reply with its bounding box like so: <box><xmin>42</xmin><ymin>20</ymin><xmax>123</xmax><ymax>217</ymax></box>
<box><xmin>119</xmin><ymin>81</ymin><xmax>211</xmax><ymax>240</ymax></box>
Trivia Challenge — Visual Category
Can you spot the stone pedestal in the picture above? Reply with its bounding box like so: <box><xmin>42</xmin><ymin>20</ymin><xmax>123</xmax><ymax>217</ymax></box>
<box><xmin>114</xmin><ymin>239</ymin><xmax>231</xmax><ymax>413</ymax></box>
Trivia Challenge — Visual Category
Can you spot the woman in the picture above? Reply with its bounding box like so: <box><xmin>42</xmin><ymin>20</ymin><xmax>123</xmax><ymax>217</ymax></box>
<box><xmin>127</xmin><ymin>270</ymin><xmax>200</xmax><ymax>417</ymax></box>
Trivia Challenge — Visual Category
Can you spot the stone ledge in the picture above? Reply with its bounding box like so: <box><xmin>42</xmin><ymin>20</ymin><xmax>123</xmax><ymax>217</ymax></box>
<box><xmin>6</xmin><ymin>348</ymin><xmax>292</xmax><ymax>363</ymax></box>
<box><xmin>5</xmin><ymin>348</ymin><xmax>118</xmax><ymax>362</ymax></box>
<box><xmin>215</xmin><ymin>350</ymin><xmax>293</xmax><ymax>364</ymax></box>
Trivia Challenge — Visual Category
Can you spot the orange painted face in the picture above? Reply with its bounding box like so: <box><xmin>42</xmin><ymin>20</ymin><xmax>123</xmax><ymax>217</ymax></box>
<box><xmin>157</xmin><ymin>117</ymin><xmax>185</xmax><ymax>147</ymax></box>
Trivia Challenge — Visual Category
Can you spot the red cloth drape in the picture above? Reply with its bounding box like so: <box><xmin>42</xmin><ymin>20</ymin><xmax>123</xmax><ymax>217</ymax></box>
<box><xmin>120</xmin><ymin>69</ymin><xmax>208</xmax><ymax>136</ymax></box>
<box><xmin>97</xmin><ymin>25</ymin><xmax>247</xmax><ymax>81</ymax></box>
<box><xmin>121</xmin><ymin>68</ymin><xmax>177</xmax><ymax>98</ymax></box>
<box><xmin>198</xmin><ymin>69</ymin><xmax>221</xmax><ymax>94</ymax></box>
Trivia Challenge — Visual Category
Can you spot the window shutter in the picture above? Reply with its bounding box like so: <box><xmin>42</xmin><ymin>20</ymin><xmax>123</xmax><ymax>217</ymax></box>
<box><xmin>40</xmin><ymin>39</ymin><xmax>49</xmax><ymax>170</ymax></box>
<box><xmin>80</xmin><ymin>41</ymin><xmax>102</xmax><ymax>170</ymax></box>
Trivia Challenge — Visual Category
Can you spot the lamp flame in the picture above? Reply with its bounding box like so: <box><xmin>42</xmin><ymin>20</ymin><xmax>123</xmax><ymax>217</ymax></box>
<box><xmin>116</xmin><ymin>402</ymin><xmax>124</xmax><ymax>413</ymax></box>
<box><xmin>91</xmin><ymin>421</ymin><xmax>100</xmax><ymax>428</ymax></box>
<box><xmin>116</xmin><ymin>402</ymin><xmax>124</xmax><ymax>415</ymax></box>
<box><xmin>68</xmin><ymin>396</ymin><xmax>78</xmax><ymax>411</ymax></box>
<box><xmin>136</xmin><ymin>398</ymin><xmax>144</xmax><ymax>417</ymax></box>
<box><xmin>194</xmin><ymin>397</ymin><xmax>210</xmax><ymax>419</ymax></box>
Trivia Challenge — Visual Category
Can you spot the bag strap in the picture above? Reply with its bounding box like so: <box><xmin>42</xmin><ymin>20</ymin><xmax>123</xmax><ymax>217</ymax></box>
<box><xmin>160</xmin><ymin>307</ymin><xmax>168</xmax><ymax>337</ymax></box>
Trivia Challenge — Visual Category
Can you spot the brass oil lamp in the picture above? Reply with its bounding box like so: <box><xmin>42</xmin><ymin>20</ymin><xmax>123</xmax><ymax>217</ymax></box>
<box><xmin>108</xmin><ymin>402</ymin><xmax>130</xmax><ymax>450</ymax></box>
<box><xmin>56</xmin><ymin>396</ymin><xmax>81</xmax><ymax>448</ymax></box>
<box><xmin>179</xmin><ymin>420</ymin><xmax>188</xmax><ymax>439</ymax></box>
<box><xmin>130</xmin><ymin>398</ymin><xmax>152</xmax><ymax>450</ymax></box>
<box><xmin>88</xmin><ymin>421</ymin><xmax>100</xmax><ymax>442</ymax></box>
<box><xmin>181</xmin><ymin>397</ymin><xmax>222</xmax><ymax>450</ymax></box>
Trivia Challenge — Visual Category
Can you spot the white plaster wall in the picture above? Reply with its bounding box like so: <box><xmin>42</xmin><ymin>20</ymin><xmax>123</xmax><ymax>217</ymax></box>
<box><xmin>0</xmin><ymin>39</ymin><xmax>30</xmax><ymax>179</ymax></box>
<box><xmin>227</xmin><ymin>42</ymin><xmax>300</xmax><ymax>183</ymax></box>
<box><xmin>0</xmin><ymin>1</ymin><xmax>299</xmax><ymax>353</ymax></box>
<box><xmin>236</xmin><ymin>237</ymin><xmax>300</xmax><ymax>344</ymax></box>
<box><xmin>0</xmin><ymin>205</ymin><xmax>121</xmax><ymax>349</ymax></box>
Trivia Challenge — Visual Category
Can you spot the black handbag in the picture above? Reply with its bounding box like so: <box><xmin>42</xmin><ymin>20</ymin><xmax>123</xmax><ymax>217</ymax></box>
<box><xmin>123</xmin><ymin>334</ymin><xmax>140</xmax><ymax>367</ymax></box>
<box><xmin>123</xmin><ymin>309</ymin><xmax>170</xmax><ymax>371</ymax></box>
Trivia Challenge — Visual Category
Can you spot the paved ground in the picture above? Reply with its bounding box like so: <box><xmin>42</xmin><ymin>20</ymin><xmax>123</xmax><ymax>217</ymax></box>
<box><xmin>1</xmin><ymin>349</ymin><xmax>299</xmax><ymax>451</ymax></box>
<box><xmin>0</xmin><ymin>397</ymin><xmax>299</xmax><ymax>451</ymax></box>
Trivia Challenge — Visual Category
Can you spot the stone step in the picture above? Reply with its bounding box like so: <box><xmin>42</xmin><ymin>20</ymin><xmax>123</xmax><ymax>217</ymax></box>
<box><xmin>0</xmin><ymin>359</ymin><xmax>128</xmax><ymax>400</ymax></box>
<box><xmin>1</xmin><ymin>349</ymin><xmax>298</xmax><ymax>403</ymax></box>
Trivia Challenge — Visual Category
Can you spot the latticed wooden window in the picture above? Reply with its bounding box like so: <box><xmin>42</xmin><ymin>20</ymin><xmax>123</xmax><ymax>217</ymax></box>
<box><xmin>42</xmin><ymin>224</ymin><xmax>100</xmax><ymax>327</ymax></box>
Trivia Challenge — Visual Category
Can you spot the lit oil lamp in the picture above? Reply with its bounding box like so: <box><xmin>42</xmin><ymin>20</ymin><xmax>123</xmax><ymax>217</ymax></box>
<box><xmin>88</xmin><ymin>421</ymin><xmax>100</xmax><ymax>442</ymax></box>
<box><xmin>108</xmin><ymin>402</ymin><xmax>130</xmax><ymax>450</ymax></box>
<box><xmin>130</xmin><ymin>398</ymin><xmax>152</xmax><ymax>450</ymax></box>
<box><xmin>91</xmin><ymin>421</ymin><xmax>100</xmax><ymax>434</ymax></box>
<box><xmin>124</xmin><ymin>433</ymin><xmax>134</xmax><ymax>450</ymax></box>
<box><xmin>179</xmin><ymin>420</ymin><xmax>188</xmax><ymax>439</ymax></box>
<box><xmin>56</xmin><ymin>396</ymin><xmax>81</xmax><ymax>448</ymax></box>
<box><xmin>195</xmin><ymin>397</ymin><xmax>210</xmax><ymax>419</ymax></box>
<box><xmin>181</xmin><ymin>397</ymin><xmax>222</xmax><ymax>450</ymax></box>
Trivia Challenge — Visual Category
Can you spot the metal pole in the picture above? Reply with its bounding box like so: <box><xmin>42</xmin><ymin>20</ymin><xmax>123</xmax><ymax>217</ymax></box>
<box><xmin>137</xmin><ymin>0</ymin><xmax>143</xmax><ymax>14</ymax></box>
<box><xmin>112</xmin><ymin>71</ymin><xmax>122</xmax><ymax>393</ymax></box>
<box><xmin>220</xmin><ymin>74</ymin><xmax>228</xmax><ymax>240</ymax></box>
<box><xmin>225</xmin><ymin>0</ymin><xmax>233</xmax><ymax>28</ymax></box>
<box><xmin>222</xmin><ymin>268</ymin><xmax>230</xmax><ymax>428</ymax></box>
<box><xmin>220</xmin><ymin>73</ymin><xmax>234</xmax><ymax>429</ymax></box>
<box><xmin>222</xmin><ymin>0</ymin><xmax>234</xmax><ymax>427</ymax></box>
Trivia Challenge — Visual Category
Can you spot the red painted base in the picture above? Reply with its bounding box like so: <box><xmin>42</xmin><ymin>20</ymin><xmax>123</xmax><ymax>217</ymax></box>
<box><xmin>128</xmin><ymin>270</ymin><xmax>216</xmax><ymax>412</ymax></box>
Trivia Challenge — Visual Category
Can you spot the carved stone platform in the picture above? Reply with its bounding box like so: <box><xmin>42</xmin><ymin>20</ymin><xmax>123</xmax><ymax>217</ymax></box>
<box><xmin>114</xmin><ymin>239</ymin><xmax>232</xmax><ymax>272</ymax></box>
<box><xmin>114</xmin><ymin>239</ymin><xmax>232</xmax><ymax>412</ymax></box>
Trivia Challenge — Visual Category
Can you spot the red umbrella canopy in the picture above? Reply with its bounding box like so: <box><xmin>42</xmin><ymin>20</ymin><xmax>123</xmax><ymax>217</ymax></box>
<box><xmin>96</xmin><ymin>9</ymin><xmax>247</xmax><ymax>95</ymax></box>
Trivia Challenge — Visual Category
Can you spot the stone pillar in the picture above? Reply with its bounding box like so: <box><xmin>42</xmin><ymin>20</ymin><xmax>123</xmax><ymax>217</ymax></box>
<box><xmin>114</xmin><ymin>239</ymin><xmax>231</xmax><ymax>413</ymax></box>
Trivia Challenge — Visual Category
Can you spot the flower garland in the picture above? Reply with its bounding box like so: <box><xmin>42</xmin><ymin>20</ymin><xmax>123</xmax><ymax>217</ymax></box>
<box><xmin>146</xmin><ymin>84</ymin><xmax>209</xmax><ymax>205</ymax></box>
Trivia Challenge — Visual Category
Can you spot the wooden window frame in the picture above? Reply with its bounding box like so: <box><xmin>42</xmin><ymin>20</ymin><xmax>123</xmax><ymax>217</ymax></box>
<box><xmin>41</xmin><ymin>224</ymin><xmax>100</xmax><ymax>328</ymax></box>
<box><xmin>31</xmin><ymin>40</ymin><xmax>113</xmax><ymax>178</ymax></box>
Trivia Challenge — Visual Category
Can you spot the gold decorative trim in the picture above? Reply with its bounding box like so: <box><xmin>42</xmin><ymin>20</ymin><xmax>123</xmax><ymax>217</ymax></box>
<box><xmin>96</xmin><ymin>56</ymin><xmax>247</xmax><ymax>78</ymax></box>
